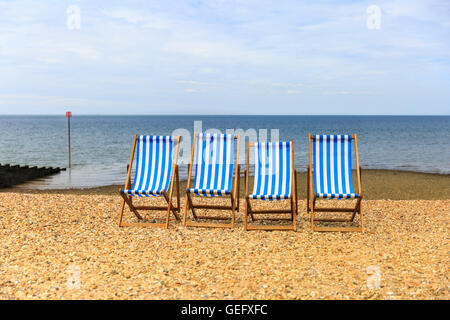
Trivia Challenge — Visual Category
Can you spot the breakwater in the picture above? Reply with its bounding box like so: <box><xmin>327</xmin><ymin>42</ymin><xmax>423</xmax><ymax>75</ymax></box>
<box><xmin>0</xmin><ymin>164</ymin><xmax>65</xmax><ymax>188</ymax></box>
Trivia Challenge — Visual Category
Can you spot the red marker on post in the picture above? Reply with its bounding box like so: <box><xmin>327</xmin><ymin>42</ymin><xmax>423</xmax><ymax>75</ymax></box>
<box><xmin>66</xmin><ymin>111</ymin><xmax>72</xmax><ymax>168</ymax></box>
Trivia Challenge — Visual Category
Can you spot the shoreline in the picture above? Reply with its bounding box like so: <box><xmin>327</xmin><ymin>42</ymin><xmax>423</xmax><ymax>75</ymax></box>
<box><xmin>3</xmin><ymin>169</ymin><xmax>449</xmax><ymax>200</ymax></box>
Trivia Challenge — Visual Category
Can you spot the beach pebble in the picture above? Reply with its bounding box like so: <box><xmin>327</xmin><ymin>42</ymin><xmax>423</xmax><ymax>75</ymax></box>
<box><xmin>0</xmin><ymin>192</ymin><xmax>448</xmax><ymax>299</ymax></box>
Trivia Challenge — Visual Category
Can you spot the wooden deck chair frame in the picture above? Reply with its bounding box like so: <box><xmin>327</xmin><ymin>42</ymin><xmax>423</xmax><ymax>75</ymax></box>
<box><xmin>244</xmin><ymin>141</ymin><xmax>298</xmax><ymax>231</ymax></box>
<box><xmin>307</xmin><ymin>134</ymin><xmax>364</xmax><ymax>232</ymax></box>
<box><xmin>183</xmin><ymin>134</ymin><xmax>241</xmax><ymax>229</ymax></box>
<box><xmin>118</xmin><ymin>134</ymin><xmax>181</xmax><ymax>228</ymax></box>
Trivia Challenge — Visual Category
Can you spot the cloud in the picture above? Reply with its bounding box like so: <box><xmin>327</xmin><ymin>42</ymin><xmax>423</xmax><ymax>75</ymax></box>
<box><xmin>102</xmin><ymin>9</ymin><xmax>149</xmax><ymax>24</ymax></box>
<box><xmin>176</xmin><ymin>80</ymin><xmax>206</xmax><ymax>85</ymax></box>
<box><xmin>101</xmin><ymin>8</ymin><xmax>171</xmax><ymax>29</ymax></box>
<box><xmin>324</xmin><ymin>91</ymin><xmax>350</xmax><ymax>95</ymax></box>
<box><xmin>0</xmin><ymin>94</ymin><xmax>116</xmax><ymax>106</ymax></box>
<box><xmin>63</xmin><ymin>45</ymin><xmax>103</xmax><ymax>61</ymax></box>
<box><xmin>0</xmin><ymin>0</ymin><xmax>448</xmax><ymax>114</ymax></box>
<box><xmin>272</xmin><ymin>83</ymin><xmax>304</xmax><ymax>88</ymax></box>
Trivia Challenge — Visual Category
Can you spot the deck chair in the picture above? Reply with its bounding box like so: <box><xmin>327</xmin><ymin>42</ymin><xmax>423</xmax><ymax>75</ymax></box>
<box><xmin>244</xmin><ymin>141</ymin><xmax>298</xmax><ymax>231</ymax></box>
<box><xmin>118</xmin><ymin>135</ymin><xmax>181</xmax><ymax>228</ymax></box>
<box><xmin>307</xmin><ymin>134</ymin><xmax>363</xmax><ymax>232</ymax></box>
<box><xmin>183</xmin><ymin>133</ymin><xmax>240</xmax><ymax>228</ymax></box>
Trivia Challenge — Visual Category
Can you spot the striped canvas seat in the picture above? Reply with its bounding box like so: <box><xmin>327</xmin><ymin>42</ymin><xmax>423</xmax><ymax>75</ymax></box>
<box><xmin>250</xmin><ymin>142</ymin><xmax>293</xmax><ymax>201</ymax></box>
<box><xmin>122</xmin><ymin>135</ymin><xmax>174</xmax><ymax>197</ymax></box>
<box><xmin>312</xmin><ymin>135</ymin><xmax>358</xmax><ymax>199</ymax></box>
<box><xmin>187</xmin><ymin>133</ymin><xmax>235</xmax><ymax>197</ymax></box>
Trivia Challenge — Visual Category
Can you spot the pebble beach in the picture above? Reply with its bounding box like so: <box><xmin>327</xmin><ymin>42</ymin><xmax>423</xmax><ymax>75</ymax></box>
<box><xmin>2</xmin><ymin>0</ymin><xmax>449</xmax><ymax>303</ymax></box>
<box><xmin>1</xmin><ymin>169</ymin><xmax>449</xmax><ymax>300</ymax></box>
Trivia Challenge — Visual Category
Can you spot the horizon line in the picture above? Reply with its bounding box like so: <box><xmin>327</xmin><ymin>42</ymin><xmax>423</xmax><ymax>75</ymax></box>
<box><xmin>0</xmin><ymin>114</ymin><xmax>449</xmax><ymax>117</ymax></box>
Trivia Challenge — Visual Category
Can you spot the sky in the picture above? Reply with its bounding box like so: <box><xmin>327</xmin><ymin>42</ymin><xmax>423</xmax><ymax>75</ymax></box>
<box><xmin>0</xmin><ymin>0</ymin><xmax>449</xmax><ymax>115</ymax></box>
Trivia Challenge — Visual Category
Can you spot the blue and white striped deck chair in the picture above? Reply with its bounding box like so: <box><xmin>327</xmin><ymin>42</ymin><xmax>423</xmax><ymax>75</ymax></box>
<box><xmin>244</xmin><ymin>141</ymin><xmax>298</xmax><ymax>231</ymax></box>
<box><xmin>118</xmin><ymin>135</ymin><xmax>181</xmax><ymax>228</ymax></box>
<box><xmin>183</xmin><ymin>133</ymin><xmax>240</xmax><ymax>228</ymax></box>
<box><xmin>308</xmin><ymin>134</ymin><xmax>363</xmax><ymax>232</ymax></box>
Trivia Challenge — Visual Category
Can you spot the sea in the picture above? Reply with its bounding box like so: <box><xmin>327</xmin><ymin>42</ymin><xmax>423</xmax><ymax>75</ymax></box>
<box><xmin>0</xmin><ymin>115</ymin><xmax>448</xmax><ymax>189</ymax></box>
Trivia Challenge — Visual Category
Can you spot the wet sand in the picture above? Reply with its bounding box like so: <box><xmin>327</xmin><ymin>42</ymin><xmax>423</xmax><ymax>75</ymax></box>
<box><xmin>5</xmin><ymin>169</ymin><xmax>449</xmax><ymax>200</ymax></box>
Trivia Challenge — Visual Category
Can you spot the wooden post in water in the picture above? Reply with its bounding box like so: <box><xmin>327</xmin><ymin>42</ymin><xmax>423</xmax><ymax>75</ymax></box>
<box><xmin>66</xmin><ymin>111</ymin><xmax>72</xmax><ymax>168</ymax></box>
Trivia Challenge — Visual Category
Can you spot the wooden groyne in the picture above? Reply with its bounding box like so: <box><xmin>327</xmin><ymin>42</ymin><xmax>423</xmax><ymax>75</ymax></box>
<box><xmin>0</xmin><ymin>164</ymin><xmax>65</xmax><ymax>188</ymax></box>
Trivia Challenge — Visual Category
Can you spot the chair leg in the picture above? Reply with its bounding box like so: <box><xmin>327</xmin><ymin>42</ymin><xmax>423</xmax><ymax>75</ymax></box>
<box><xmin>307</xmin><ymin>169</ymin><xmax>310</xmax><ymax>213</ymax></box>
<box><xmin>165</xmin><ymin>195</ymin><xmax>172</xmax><ymax>229</ymax></box>
<box><xmin>183</xmin><ymin>193</ymin><xmax>189</xmax><ymax>226</ymax></box>
<box><xmin>245</xmin><ymin>197</ymin><xmax>296</xmax><ymax>231</ymax></box>
<box><xmin>247</xmin><ymin>199</ymin><xmax>255</xmax><ymax>221</ymax></box>
<box><xmin>184</xmin><ymin>193</ymin><xmax>235</xmax><ymax>229</ymax></box>
<box><xmin>294</xmin><ymin>172</ymin><xmax>298</xmax><ymax>214</ymax></box>
<box><xmin>291</xmin><ymin>196</ymin><xmax>297</xmax><ymax>231</ymax></box>
<box><xmin>118</xmin><ymin>198</ymin><xmax>126</xmax><ymax>227</ymax></box>
<box><xmin>310</xmin><ymin>195</ymin><xmax>315</xmax><ymax>229</ymax></box>
<box><xmin>176</xmin><ymin>166</ymin><xmax>181</xmax><ymax>212</ymax></box>
<box><xmin>244</xmin><ymin>196</ymin><xmax>248</xmax><ymax>231</ymax></box>
<box><xmin>184</xmin><ymin>192</ymin><xmax>199</xmax><ymax>226</ymax></box>
<box><xmin>359</xmin><ymin>196</ymin><xmax>364</xmax><ymax>232</ymax></box>
<box><xmin>162</xmin><ymin>191</ymin><xmax>180</xmax><ymax>220</ymax></box>
<box><xmin>231</xmin><ymin>194</ymin><xmax>235</xmax><ymax>228</ymax></box>
<box><xmin>120</xmin><ymin>191</ymin><xmax>143</xmax><ymax>220</ymax></box>
<box><xmin>311</xmin><ymin>197</ymin><xmax>363</xmax><ymax>233</ymax></box>
<box><xmin>236</xmin><ymin>167</ymin><xmax>240</xmax><ymax>212</ymax></box>
<box><xmin>290</xmin><ymin>197</ymin><xmax>294</xmax><ymax>221</ymax></box>
<box><xmin>350</xmin><ymin>197</ymin><xmax>362</xmax><ymax>221</ymax></box>
<box><xmin>187</xmin><ymin>193</ymin><xmax>198</xmax><ymax>219</ymax></box>
<box><xmin>118</xmin><ymin>190</ymin><xmax>173</xmax><ymax>228</ymax></box>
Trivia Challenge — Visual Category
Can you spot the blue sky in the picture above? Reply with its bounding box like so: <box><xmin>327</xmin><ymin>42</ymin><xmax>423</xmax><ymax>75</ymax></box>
<box><xmin>0</xmin><ymin>0</ymin><xmax>449</xmax><ymax>115</ymax></box>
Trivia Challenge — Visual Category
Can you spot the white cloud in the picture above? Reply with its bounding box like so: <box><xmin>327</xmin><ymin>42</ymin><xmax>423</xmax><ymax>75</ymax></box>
<box><xmin>102</xmin><ymin>9</ymin><xmax>149</xmax><ymax>24</ymax></box>
<box><xmin>0</xmin><ymin>0</ymin><xmax>448</xmax><ymax>114</ymax></box>
<box><xmin>272</xmin><ymin>83</ymin><xmax>304</xmax><ymax>88</ymax></box>
<box><xmin>176</xmin><ymin>80</ymin><xmax>206</xmax><ymax>85</ymax></box>
<box><xmin>0</xmin><ymin>94</ymin><xmax>117</xmax><ymax>106</ymax></box>
<box><xmin>63</xmin><ymin>45</ymin><xmax>103</xmax><ymax>61</ymax></box>
<box><xmin>102</xmin><ymin>8</ymin><xmax>171</xmax><ymax>29</ymax></box>
<box><xmin>324</xmin><ymin>91</ymin><xmax>350</xmax><ymax>95</ymax></box>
